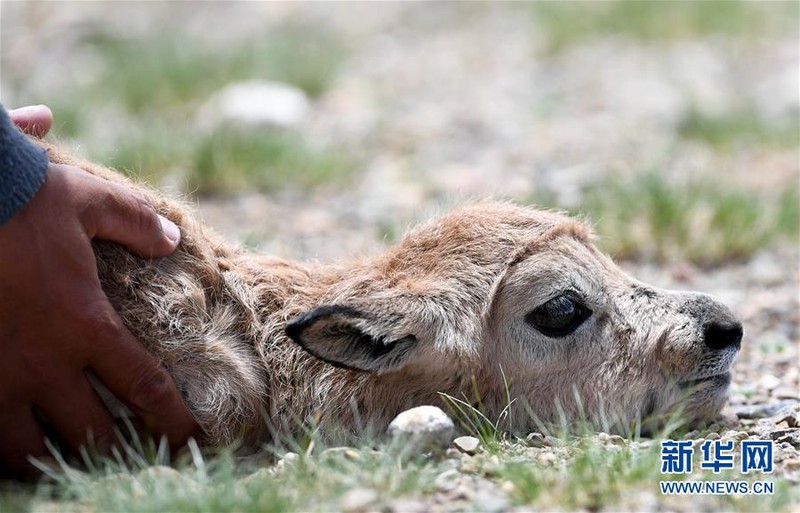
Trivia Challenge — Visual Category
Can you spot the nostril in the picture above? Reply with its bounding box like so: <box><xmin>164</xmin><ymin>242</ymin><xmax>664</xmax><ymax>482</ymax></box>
<box><xmin>704</xmin><ymin>323</ymin><xmax>743</xmax><ymax>351</ymax></box>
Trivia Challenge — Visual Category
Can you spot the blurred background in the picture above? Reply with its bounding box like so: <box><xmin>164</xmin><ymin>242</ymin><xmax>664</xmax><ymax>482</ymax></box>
<box><xmin>0</xmin><ymin>0</ymin><xmax>798</xmax><ymax>466</ymax></box>
<box><xmin>2</xmin><ymin>2</ymin><xmax>797</xmax><ymax>264</ymax></box>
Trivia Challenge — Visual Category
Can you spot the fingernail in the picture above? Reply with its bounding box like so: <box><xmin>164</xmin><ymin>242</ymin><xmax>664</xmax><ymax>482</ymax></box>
<box><xmin>159</xmin><ymin>215</ymin><xmax>181</xmax><ymax>244</ymax></box>
<box><xmin>10</xmin><ymin>105</ymin><xmax>42</xmax><ymax>116</ymax></box>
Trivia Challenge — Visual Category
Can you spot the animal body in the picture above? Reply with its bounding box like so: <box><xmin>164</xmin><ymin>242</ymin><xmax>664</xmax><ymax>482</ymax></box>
<box><xmin>41</xmin><ymin>142</ymin><xmax>743</xmax><ymax>448</ymax></box>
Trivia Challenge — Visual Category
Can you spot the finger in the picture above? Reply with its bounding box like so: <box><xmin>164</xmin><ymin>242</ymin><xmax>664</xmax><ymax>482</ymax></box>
<box><xmin>70</xmin><ymin>167</ymin><xmax>181</xmax><ymax>258</ymax></box>
<box><xmin>85</xmin><ymin>306</ymin><xmax>198</xmax><ymax>450</ymax></box>
<box><xmin>38</xmin><ymin>377</ymin><xmax>119</xmax><ymax>455</ymax></box>
<box><xmin>9</xmin><ymin>105</ymin><xmax>53</xmax><ymax>138</ymax></box>
<box><xmin>0</xmin><ymin>405</ymin><xmax>48</xmax><ymax>478</ymax></box>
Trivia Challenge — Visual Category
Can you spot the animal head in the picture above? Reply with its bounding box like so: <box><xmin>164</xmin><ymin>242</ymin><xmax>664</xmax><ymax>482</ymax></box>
<box><xmin>286</xmin><ymin>202</ymin><xmax>742</xmax><ymax>432</ymax></box>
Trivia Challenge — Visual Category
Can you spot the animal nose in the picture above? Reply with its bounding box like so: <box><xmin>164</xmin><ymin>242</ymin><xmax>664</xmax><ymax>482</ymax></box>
<box><xmin>703</xmin><ymin>321</ymin><xmax>743</xmax><ymax>351</ymax></box>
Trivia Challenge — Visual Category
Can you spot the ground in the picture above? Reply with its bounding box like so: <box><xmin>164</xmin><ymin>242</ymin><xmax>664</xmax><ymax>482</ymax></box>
<box><xmin>0</xmin><ymin>2</ymin><xmax>798</xmax><ymax>512</ymax></box>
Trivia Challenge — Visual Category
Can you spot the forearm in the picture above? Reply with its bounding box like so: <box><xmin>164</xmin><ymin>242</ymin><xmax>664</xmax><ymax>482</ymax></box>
<box><xmin>0</xmin><ymin>105</ymin><xmax>48</xmax><ymax>225</ymax></box>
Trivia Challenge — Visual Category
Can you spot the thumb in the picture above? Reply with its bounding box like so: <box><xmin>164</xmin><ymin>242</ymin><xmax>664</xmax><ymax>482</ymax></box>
<box><xmin>73</xmin><ymin>167</ymin><xmax>181</xmax><ymax>257</ymax></box>
<box><xmin>9</xmin><ymin>105</ymin><xmax>53</xmax><ymax>138</ymax></box>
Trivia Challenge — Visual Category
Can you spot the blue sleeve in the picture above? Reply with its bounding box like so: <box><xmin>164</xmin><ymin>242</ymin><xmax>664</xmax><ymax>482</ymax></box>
<box><xmin>0</xmin><ymin>105</ymin><xmax>49</xmax><ymax>225</ymax></box>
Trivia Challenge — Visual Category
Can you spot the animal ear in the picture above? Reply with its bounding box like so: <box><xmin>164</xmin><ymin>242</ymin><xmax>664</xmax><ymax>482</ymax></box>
<box><xmin>285</xmin><ymin>305</ymin><xmax>418</xmax><ymax>374</ymax></box>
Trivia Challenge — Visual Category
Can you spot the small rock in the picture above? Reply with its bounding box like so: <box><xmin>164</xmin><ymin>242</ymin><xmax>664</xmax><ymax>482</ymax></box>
<box><xmin>771</xmin><ymin>405</ymin><xmax>800</xmax><ymax>428</ymax></box>
<box><xmin>721</xmin><ymin>430</ymin><xmax>750</xmax><ymax>443</ymax></box>
<box><xmin>322</xmin><ymin>447</ymin><xmax>361</xmax><ymax>461</ymax></box>
<box><xmin>340</xmin><ymin>487</ymin><xmax>378</xmax><ymax>512</ymax></box>
<box><xmin>524</xmin><ymin>432</ymin><xmax>546</xmax><ymax>448</ymax></box>
<box><xmin>773</xmin><ymin>387</ymin><xmax>800</xmax><ymax>400</ymax></box>
<box><xmin>706</xmin><ymin>432</ymin><xmax>721</xmax><ymax>441</ymax></box>
<box><xmin>773</xmin><ymin>429</ymin><xmax>800</xmax><ymax>449</ymax></box>
<box><xmin>452</xmin><ymin>436</ymin><xmax>481</xmax><ymax>455</ymax></box>
<box><xmin>760</xmin><ymin>374</ymin><xmax>782</xmax><ymax>391</ymax></box>
<box><xmin>598</xmin><ymin>433</ymin><xmax>626</xmax><ymax>446</ymax></box>
<box><xmin>732</xmin><ymin>400</ymin><xmax>800</xmax><ymax>419</ymax></box>
<box><xmin>276</xmin><ymin>451</ymin><xmax>299</xmax><ymax>470</ymax></box>
<box><xmin>198</xmin><ymin>80</ymin><xmax>310</xmax><ymax>130</ymax></box>
<box><xmin>458</xmin><ymin>455</ymin><xmax>480</xmax><ymax>474</ymax></box>
<box><xmin>387</xmin><ymin>405</ymin><xmax>455</xmax><ymax>454</ymax></box>
<box><xmin>445</xmin><ymin>447</ymin><xmax>462</xmax><ymax>459</ymax></box>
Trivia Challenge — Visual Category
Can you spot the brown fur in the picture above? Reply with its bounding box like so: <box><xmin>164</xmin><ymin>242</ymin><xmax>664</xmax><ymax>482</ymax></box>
<box><xmin>40</xmin><ymin>142</ymin><xmax>742</xmax><ymax>448</ymax></box>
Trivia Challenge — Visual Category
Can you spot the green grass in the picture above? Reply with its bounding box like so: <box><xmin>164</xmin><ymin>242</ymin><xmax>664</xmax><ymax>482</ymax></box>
<box><xmin>498</xmin><ymin>437</ymin><xmax>797</xmax><ymax>512</ymax></box>
<box><xmin>39</xmin><ymin>17</ymin><xmax>354</xmax><ymax>195</ymax></box>
<box><xmin>83</xmin><ymin>20</ymin><xmax>347</xmax><ymax>114</ymax></box>
<box><xmin>81</xmin><ymin>122</ymin><xmax>356</xmax><ymax>195</ymax></box>
<box><xmin>532</xmin><ymin>1</ymin><xmax>798</xmax><ymax>52</ymax></box>
<box><xmin>679</xmin><ymin>107</ymin><xmax>799</xmax><ymax>150</ymax></box>
<box><xmin>9</xmin><ymin>425</ymin><xmax>798</xmax><ymax>513</ymax></box>
<box><xmin>191</xmin><ymin>130</ymin><xmax>356</xmax><ymax>195</ymax></box>
<box><xmin>546</xmin><ymin>173</ymin><xmax>800</xmax><ymax>264</ymax></box>
<box><xmin>8</xmin><ymin>437</ymin><xmax>442</xmax><ymax>513</ymax></box>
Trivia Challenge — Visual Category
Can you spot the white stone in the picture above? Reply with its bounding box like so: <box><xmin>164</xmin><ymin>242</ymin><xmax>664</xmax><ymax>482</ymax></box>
<box><xmin>760</xmin><ymin>374</ymin><xmax>782</xmax><ymax>391</ymax></box>
<box><xmin>198</xmin><ymin>80</ymin><xmax>310</xmax><ymax>130</ymax></box>
<box><xmin>340</xmin><ymin>487</ymin><xmax>378</xmax><ymax>512</ymax></box>
<box><xmin>452</xmin><ymin>435</ymin><xmax>481</xmax><ymax>454</ymax></box>
<box><xmin>387</xmin><ymin>405</ymin><xmax>455</xmax><ymax>453</ymax></box>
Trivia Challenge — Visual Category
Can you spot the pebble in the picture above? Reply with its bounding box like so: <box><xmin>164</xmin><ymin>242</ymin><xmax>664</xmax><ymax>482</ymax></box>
<box><xmin>524</xmin><ymin>432</ymin><xmax>546</xmax><ymax>448</ymax></box>
<box><xmin>340</xmin><ymin>487</ymin><xmax>379</xmax><ymax>512</ymax></box>
<box><xmin>445</xmin><ymin>447</ymin><xmax>462</xmax><ymax>459</ymax></box>
<box><xmin>771</xmin><ymin>406</ymin><xmax>800</xmax><ymax>428</ymax></box>
<box><xmin>721</xmin><ymin>430</ymin><xmax>750</xmax><ymax>443</ymax></box>
<box><xmin>321</xmin><ymin>447</ymin><xmax>362</xmax><ymax>461</ymax></box>
<box><xmin>773</xmin><ymin>387</ymin><xmax>800</xmax><ymax>400</ymax></box>
<box><xmin>197</xmin><ymin>79</ymin><xmax>310</xmax><ymax>130</ymax></box>
<box><xmin>276</xmin><ymin>451</ymin><xmax>299</xmax><ymax>469</ymax></box>
<box><xmin>598</xmin><ymin>432</ymin><xmax>626</xmax><ymax>446</ymax></box>
<box><xmin>452</xmin><ymin>436</ymin><xmax>481</xmax><ymax>455</ymax></box>
<box><xmin>387</xmin><ymin>405</ymin><xmax>455</xmax><ymax>454</ymax></box>
<box><xmin>760</xmin><ymin>374</ymin><xmax>782</xmax><ymax>391</ymax></box>
<box><xmin>731</xmin><ymin>400</ymin><xmax>800</xmax><ymax>419</ymax></box>
<box><xmin>773</xmin><ymin>429</ymin><xmax>800</xmax><ymax>449</ymax></box>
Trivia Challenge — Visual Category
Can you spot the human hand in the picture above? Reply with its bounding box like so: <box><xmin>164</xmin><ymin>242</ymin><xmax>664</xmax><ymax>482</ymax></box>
<box><xmin>0</xmin><ymin>106</ymin><xmax>197</xmax><ymax>477</ymax></box>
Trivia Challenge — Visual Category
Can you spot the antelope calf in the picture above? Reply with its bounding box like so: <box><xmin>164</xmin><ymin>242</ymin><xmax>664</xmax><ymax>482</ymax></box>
<box><xmin>43</xmin><ymin>143</ymin><xmax>743</xmax><ymax>448</ymax></box>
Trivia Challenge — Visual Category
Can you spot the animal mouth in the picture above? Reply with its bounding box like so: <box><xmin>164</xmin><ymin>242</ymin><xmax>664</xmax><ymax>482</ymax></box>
<box><xmin>679</xmin><ymin>372</ymin><xmax>731</xmax><ymax>390</ymax></box>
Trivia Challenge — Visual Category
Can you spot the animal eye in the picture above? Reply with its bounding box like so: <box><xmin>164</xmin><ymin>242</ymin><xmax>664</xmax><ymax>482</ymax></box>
<box><xmin>526</xmin><ymin>294</ymin><xmax>592</xmax><ymax>338</ymax></box>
